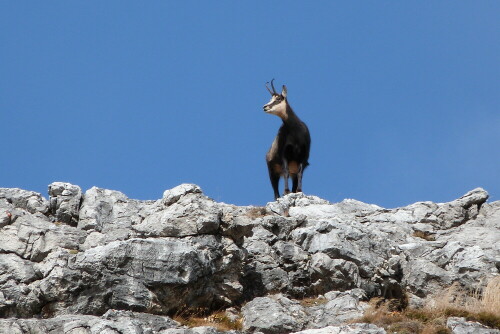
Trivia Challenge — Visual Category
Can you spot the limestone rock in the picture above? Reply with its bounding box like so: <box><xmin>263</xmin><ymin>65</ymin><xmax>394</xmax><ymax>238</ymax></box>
<box><xmin>0</xmin><ymin>310</ymin><xmax>180</xmax><ymax>334</ymax></box>
<box><xmin>78</xmin><ymin>186</ymin><xmax>151</xmax><ymax>238</ymax></box>
<box><xmin>162</xmin><ymin>183</ymin><xmax>203</xmax><ymax>205</ymax></box>
<box><xmin>0</xmin><ymin>188</ymin><xmax>49</xmax><ymax>215</ymax></box>
<box><xmin>241</xmin><ymin>291</ymin><xmax>369</xmax><ymax>333</ymax></box>
<box><xmin>0</xmin><ymin>183</ymin><xmax>498</xmax><ymax>334</ymax></box>
<box><xmin>242</xmin><ymin>294</ymin><xmax>308</xmax><ymax>334</ymax></box>
<box><xmin>305</xmin><ymin>290</ymin><xmax>368</xmax><ymax>328</ymax></box>
<box><xmin>133</xmin><ymin>191</ymin><xmax>221</xmax><ymax>237</ymax></box>
<box><xmin>0</xmin><ymin>214</ymin><xmax>86</xmax><ymax>262</ymax></box>
<box><xmin>291</xmin><ymin>324</ymin><xmax>386</xmax><ymax>334</ymax></box>
<box><xmin>48</xmin><ymin>182</ymin><xmax>82</xmax><ymax>225</ymax></box>
<box><xmin>447</xmin><ymin>317</ymin><xmax>500</xmax><ymax>334</ymax></box>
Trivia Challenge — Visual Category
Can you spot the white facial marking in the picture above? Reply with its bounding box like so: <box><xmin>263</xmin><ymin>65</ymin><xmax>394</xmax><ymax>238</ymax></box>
<box><xmin>263</xmin><ymin>95</ymin><xmax>287</xmax><ymax>120</ymax></box>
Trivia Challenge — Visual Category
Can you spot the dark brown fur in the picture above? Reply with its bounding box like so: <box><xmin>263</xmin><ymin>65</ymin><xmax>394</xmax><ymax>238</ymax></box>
<box><xmin>264</xmin><ymin>84</ymin><xmax>311</xmax><ymax>200</ymax></box>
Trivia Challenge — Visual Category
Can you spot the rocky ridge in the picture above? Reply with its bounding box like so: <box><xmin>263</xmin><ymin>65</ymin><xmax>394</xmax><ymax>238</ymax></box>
<box><xmin>0</xmin><ymin>183</ymin><xmax>498</xmax><ymax>334</ymax></box>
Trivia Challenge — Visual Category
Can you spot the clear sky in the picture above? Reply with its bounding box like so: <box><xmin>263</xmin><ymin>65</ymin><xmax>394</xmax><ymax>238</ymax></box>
<box><xmin>1</xmin><ymin>2</ymin><xmax>499</xmax><ymax>208</ymax></box>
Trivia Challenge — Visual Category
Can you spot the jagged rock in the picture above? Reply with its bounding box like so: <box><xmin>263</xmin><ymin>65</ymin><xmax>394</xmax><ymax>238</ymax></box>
<box><xmin>27</xmin><ymin>236</ymin><xmax>245</xmax><ymax>316</ymax></box>
<box><xmin>399</xmin><ymin>200</ymin><xmax>500</xmax><ymax>297</ymax></box>
<box><xmin>0</xmin><ymin>208</ymin><xmax>12</xmax><ymax>228</ymax></box>
<box><xmin>291</xmin><ymin>323</ymin><xmax>386</xmax><ymax>334</ymax></box>
<box><xmin>0</xmin><ymin>182</ymin><xmax>498</xmax><ymax>334</ymax></box>
<box><xmin>309</xmin><ymin>253</ymin><xmax>361</xmax><ymax>294</ymax></box>
<box><xmin>133</xmin><ymin>188</ymin><xmax>221</xmax><ymax>237</ymax></box>
<box><xmin>0</xmin><ymin>253</ymin><xmax>37</xmax><ymax>284</ymax></box>
<box><xmin>219</xmin><ymin>207</ymin><xmax>257</xmax><ymax>245</ymax></box>
<box><xmin>241</xmin><ymin>291</ymin><xmax>369</xmax><ymax>333</ymax></box>
<box><xmin>0</xmin><ymin>214</ymin><xmax>86</xmax><ymax>262</ymax></box>
<box><xmin>0</xmin><ymin>188</ymin><xmax>49</xmax><ymax>215</ymax></box>
<box><xmin>78</xmin><ymin>186</ymin><xmax>152</xmax><ymax>238</ymax></box>
<box><xmin>48</xmin><ymin>182</ymin><xmax>82</xmax><ymax>225</ymax></box>
<box><xmin>305</xmin><ymin>290</ymin><xmax>368</xmax><ymax>328</ymax></box>
<box><xmin>162</xmin><ymin>183</ymin><xmax>203</xmax><ymax>205</ymax></box>
<box><xmin>447</xmin><ymin>317</ymin><xmax>500</xmax><ymax>334</ymax></box>
<box><xmin>0</xmin><ymin>310</ymin><xmax>180</xmax><ymax>334</ymax></box>
<box><xmin>242</xmin><ymin>294</ymin><xmax>308</xmax><ymax>334</ymax></box>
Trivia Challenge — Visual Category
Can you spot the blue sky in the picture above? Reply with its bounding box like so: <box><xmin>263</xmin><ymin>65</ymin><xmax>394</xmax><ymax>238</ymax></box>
<box><xmin>1</xmin><ymin>2</ymin><xmax>499</xmax><ymax>208</ymax></box>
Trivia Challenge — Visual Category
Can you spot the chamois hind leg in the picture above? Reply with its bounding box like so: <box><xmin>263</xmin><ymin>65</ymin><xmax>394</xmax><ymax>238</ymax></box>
<box><xmin>267</xmin><ymin>163</ymin><xmax>281</xmax><ymax>200</ymax></box>
<box><xmin>291</xmin><ymin>174</ymin><xmax>298</xmax><ymax>193</ymax></box>
<box><xmin>289</xmin><ymin>161</ymin><xmax>300</xmax><ymax>193</ymax></box>
<box><xmin>283</xmin><ymin>161</ymin><xmax>291</xmax><ymax>195</ymax></box>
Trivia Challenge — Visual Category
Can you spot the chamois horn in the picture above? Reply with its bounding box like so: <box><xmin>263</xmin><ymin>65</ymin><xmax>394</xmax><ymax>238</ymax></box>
<box><xmin>270</xmin><ymin>78</ymin><xmax>277</xmax><ymax>95</ymax></box>
<box><xmin>266</xmin><ymin>78</ymin><xmax>277</xmax><ymax>95</ymax></box>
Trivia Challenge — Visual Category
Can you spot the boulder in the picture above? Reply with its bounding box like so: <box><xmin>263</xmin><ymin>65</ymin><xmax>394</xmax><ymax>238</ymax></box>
<box><xmin>242</xmin><ymin>294</ymin><xmax>308</xmax><ymax>334</ymax></box>
<box><xmin>242</xmin><ymin>291</ymin><xmax>369</xmax><ymax>333</ymax></box>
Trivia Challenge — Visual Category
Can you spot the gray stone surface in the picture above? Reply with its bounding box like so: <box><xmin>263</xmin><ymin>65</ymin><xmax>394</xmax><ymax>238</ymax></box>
<box><xmin>447</xmin><ymin>317</ymin><xmax>500</xmax><ymax>334</ymax></box>
<box><xmin>305</xmin><ymin>290</ymin><xmax>368</xmax><ymax>328</ymax></box>
<box><xmin>0</xmin><ymin>310</ymin><xmax>180</xmax><ymax>334</ymax></box>
<box><xmin>291</xmin><ymin>324</ymin><xmax>386</xmax><ymax>334</ymax></box>
<box><xmin>48</xmin><ymin>182</ymin><xmax>83</xmax><ymax>225</ymax></box>
<box><xmin>242</xmin><ymin>294</ymin><xmax>308</xmax><ymax>334</ymax></box>
<box><xmin>241</xmin><ymin>290</ymin><xmax>369</xmax><ymax>333</ymax></box>
<box><xmin>0</xmin><ymin>183</ymin><xmax>498</xmax><ymax>333</ymax></box>
<box><xmin>0</xmin><ymin>188</ymin><xmax>49</xmax><ymax>215</ymax></box>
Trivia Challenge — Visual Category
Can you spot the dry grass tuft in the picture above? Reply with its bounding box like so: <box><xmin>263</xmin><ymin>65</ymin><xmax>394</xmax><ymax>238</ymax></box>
<box><xmin>481</xmin><ymin>275</ymin><xmax>500</xmax><ymax>314</ymax></box>
<box><xmin>412</xmin><ymin>231</ymin><xmax>436</xmax><ymax>241</ymax></box>
<box><xmin>246</xmin><ymin>207</ymin><xmax>269</xmax><ymax>219</ymax></box>
<box><xmin>429</xmin><ymin>277</ymin><xmax>500</xmax><ymax>325</ymax></box>
<box><xmin>357</xmin><ymin>276</ymin><xmax>500</xmax><ymax>333</ymax></box>
<box><xmin>359</xmin><ymin>299</ymin><xmax>450</xmax><ymax>333</ymax></box>
<box><xmin>299</xmin><ymin>296</ymin><xmax>328</xmax><ymax>307</ymax></box>
<box><xmin>174</xmin><ymin>309</ymin><xmax>243</xmax><ymax>332</ymax></box>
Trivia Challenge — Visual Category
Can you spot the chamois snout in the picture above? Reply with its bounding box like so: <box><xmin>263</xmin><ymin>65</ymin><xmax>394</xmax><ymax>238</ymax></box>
<box><xmin>263</xmin><ymin>94</ymin><xmax>283</xmax><ymax>114</ymax></box>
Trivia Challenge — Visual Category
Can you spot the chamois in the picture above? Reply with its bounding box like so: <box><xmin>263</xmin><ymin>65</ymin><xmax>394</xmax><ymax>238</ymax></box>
<box><xmin>263</xmin><ymin>79</ymin><xmax>311</xmax><ymax>200</ymax></box>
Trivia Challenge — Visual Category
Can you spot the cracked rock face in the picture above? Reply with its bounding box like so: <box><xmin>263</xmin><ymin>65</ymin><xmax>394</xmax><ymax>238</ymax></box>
<box><xmin>0</xmin><ymin>184</ymin><xmax>498</xmax><ymax>333</ymax></box>
<box><xmin>48</xmin><ymin>182</ymin><xmax>82</xmax><ymax>226</ymax></box>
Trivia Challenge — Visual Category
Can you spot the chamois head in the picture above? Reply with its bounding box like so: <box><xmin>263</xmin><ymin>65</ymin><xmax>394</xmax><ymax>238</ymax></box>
<box><xmin>263</xmin><ymin>79</ymin><xmax>288</xmax><ymax>120</ymax></box>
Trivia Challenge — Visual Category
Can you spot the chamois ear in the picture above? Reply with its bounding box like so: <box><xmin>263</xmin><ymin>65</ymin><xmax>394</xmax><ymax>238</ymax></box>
<box><xmin>281</xmin><ymin>85</ymin><xmax>287</xmax><ymax>99</ymax></box>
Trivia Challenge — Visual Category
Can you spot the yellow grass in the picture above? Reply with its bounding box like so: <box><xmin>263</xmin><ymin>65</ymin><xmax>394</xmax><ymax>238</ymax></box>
<box><xmin>174</xmin><ymin>310</ymin><xmax>243</xmax><ymax>332</ymax></box>
<box><xmin>412</xmin><ymin>231</ymin><xmax>436</xmax><ymax>241</ymax></box>
<box><xmin>246</xmin><ymin>206</ymin><xmax>269</xmax><ymax>219</ymax></box>
<box><xmin>358</xmin><ymin>276</ymin><xmax>500</xmax><ymax>333</ymax></box>
<box><xmin>299</xmin><ymin>296</ymin><xmax>328</xmax><ymax>307</ymax></box>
